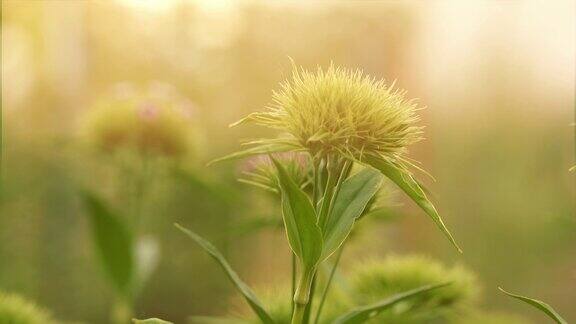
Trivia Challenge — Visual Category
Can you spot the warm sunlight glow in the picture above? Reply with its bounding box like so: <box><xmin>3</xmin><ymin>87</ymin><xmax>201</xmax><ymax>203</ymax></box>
<box><xmin>117</xmin><ymin>0</ymin><xmax>177</xmax><ymax>13</ymax></box>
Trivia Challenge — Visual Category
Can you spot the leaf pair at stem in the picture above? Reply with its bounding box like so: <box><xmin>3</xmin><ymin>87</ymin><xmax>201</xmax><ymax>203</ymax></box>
<box><xmin>272</xmin><ymin>155</ymin><xmax>383</xmax><ymax>323</ymax></box>
<box><xmin>176</xmin><ymin>150</ymin><xmax>464</xmax><ymax>324</ymax></box>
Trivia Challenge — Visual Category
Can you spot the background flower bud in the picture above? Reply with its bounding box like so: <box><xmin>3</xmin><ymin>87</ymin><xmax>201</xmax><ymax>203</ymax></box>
<box><xmin>82</xmin><ymin>82</ymin><xmax>198</xmax><ymax>159</ymax></box>
<box><xmin>347</xmin><ymin>255</ymin><xmax>480</xmax><ymax>323</ymax></box>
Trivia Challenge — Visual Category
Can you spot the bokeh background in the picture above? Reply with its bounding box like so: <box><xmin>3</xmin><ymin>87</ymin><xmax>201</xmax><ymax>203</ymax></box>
<box><xmin>1</xmin><ymin>0</ymin><xmax>574</xmax><ymax>323</ymax></box>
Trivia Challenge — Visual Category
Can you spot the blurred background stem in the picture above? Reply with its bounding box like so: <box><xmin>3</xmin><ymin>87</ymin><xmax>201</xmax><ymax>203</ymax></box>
<box><xmin>111</xmin><ymin>297</ymin><xmax>132</xmax><ymax>324</ymax></box>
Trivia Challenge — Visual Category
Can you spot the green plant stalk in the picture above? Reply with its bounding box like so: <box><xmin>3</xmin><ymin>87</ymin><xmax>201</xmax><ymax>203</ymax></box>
<box><xmin>304</xmin><ymin>159</ymin><xmax>347</xmax><ymax>323</ymax></box>
<box><xmin>312</xmin><ymin>156</ymin><xmax>321</xmax><ymax>207</ymax></box>
<box><xmin>303</xmin><ymin>275</ymin><xmax>316</xmax><ymax>323</ymax></box>
<box><xmin>296</xmin><ymin>157</ymin><xmax>351</xmax><ymax>324</ymax></box>
<box><xmin>292</xmin><ymin>267</ymin><xmax>315</xmax><ymax>324</ymax></box>
<box><xmin>292</xmin><ymin>302</ymin><xmax>307</xmax><ymax>324</ymax></box>
<box><xmin>314</xmin><ymin>245</ymin><xmax>344</xmax><ymax>324</ymax></box>
<box><xmin>317</xmin><ymin>157</ymin><xmax>340</xmax><ymax>229</ymax></box>
<box><xmin>315</xmin><ymin>159</ymin><xmax>364</xmax><ymax>323</ymax></box>
<box><xmin>299</xmin><ymin>157</ymin><xmax>323</xmax><ymax>324</ymax></box>
<box><xmin>291</xmin><ymin>253</ymin><xmax>296</xmax><ymax>316</ymax></box>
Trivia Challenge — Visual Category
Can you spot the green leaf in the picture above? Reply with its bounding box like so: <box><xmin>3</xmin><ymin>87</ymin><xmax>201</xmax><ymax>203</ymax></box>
<box><xmin>208</xmin><ymin>143</ymin><xmax>300</xmax><ymax>165</ymax></box>
<box><xmin>132</xmin><ymin>318</ymin><xmax>173</xmax><ymax>324</ymax></box>
<box><xmin>499</xmin><ymin>287</ymin><xmax>567</xmax><ymax>324</ymax></box>
<box><xmin>175</xmin><ymin>224</ymin><xmax>275</xmax><ymax>324</ymax></box>
<box><xmin>365</xmin><ymin>157</ymin><xmax>462</xmax><ymax>253</ymax></box>
<box><xmin>271</xmin><ymin>156</ymin><xmax>323</xmax><ymax>272</ymax></box>
<box><xmin>333</xmin><ymin>282</ymin><xmax>451</xmax><ymax>324</ymax></box>
<box><xmin>81</xmin><ymin>191</ymin><xmax>134</xmax><ymax>296</ymax></box>
<box><xmin>321</xmin><ymin>167</ymin><xmax>383</xmax><ymax>260</ymax></box>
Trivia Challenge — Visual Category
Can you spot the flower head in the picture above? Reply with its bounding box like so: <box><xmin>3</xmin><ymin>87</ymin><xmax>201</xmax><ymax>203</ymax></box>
<box><xmin>234</xmin><ymin>63</ymin><xmax>423</xmax><ymax>162</ymax></box>
<box><xmin>216</xmin><ymin>62</ymin><xmax>461</xmax><ymax>254</ymax></box>
<box><xmin>0</xmin><ymin>292</ymin><xmax>54</xmax><ymax>324</ymax></box>
<box><xmin>82</xmin><ymin>82</ymin><xmax>197</xmax><ymax>158</ymax></box>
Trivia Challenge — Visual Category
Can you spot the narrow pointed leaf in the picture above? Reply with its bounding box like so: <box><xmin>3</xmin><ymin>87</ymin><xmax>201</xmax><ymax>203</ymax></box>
<box><xmin>499</xmin><ymin>287</ymin><xmax>567</xmax><ymax>324</ymax></box>
<box><xmin>208</xmin><ymin>143</ymin><xmax>299</xmax><ymax>165</ymax></box>
<box><xmin>271</xmin><ymin>157</ymin><xmax>323</xmax><ymax>271</ymax></box>
<box><xmin>365</xmin><ymin>157</ymin><xmax>462</xmax><ymax>253</ymax></box>
<box><xmin>81</xmin><ymin>191</ymin><xmax>134</xmax><ymax>296</ymax></box>
<box><xmin>133</xmin><ymin>318</ymin><xmax>173</xmax><ymax>324</ymax></box>
<box><xmin>321</xmin><ymin>167</ymin><xmax>383</xmax><ymax>260</ymax></box>
<box><xmin>333</xmin><ymin>282</ymin><xmax>451</xmax><ymax>324</ymax></box>
<box><xmin>175</xmin><ymin>224</ymin><xmax>275</xmax><ymax>324</ymax></box>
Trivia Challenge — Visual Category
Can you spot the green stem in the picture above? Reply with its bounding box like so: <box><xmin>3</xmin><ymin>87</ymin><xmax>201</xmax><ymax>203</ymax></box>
<box><xmin>292</xmin><ymin>268</ymin><xmax>315</xmax><ymax>324</ymax></box>
<box><xmin>303</xmin><ymin>275</ymin><xmax>316</xmax><ymax>323</ymax></box>
<box><xmin>313</xmin><ymin>246</ymin><xmax>345</xmax><ymax>324</ymax></box>
<box><xmin>317</xmin><ymin>157</ymin><xmax>340</xmax><ymax>229</ymax></box>
<box><xmin>291</xmin><ymin>303</ymin><xmax>306</xmax><ymax>324</ymax></box>
<box><xmin>312</xmin><ymin>157</ymin><xmax>323</xmax><ymax>210</ymax></box>
<box><xmin>329</xmin><ymin>160</ymin><xmax>352</xmax><ymax>212</ymax></box>
<box><xmin>291</xmin><ymin>253</ymin><xmax>296</xmax><ymax>316</ymax></box>
<box><xmin>319</xmin><ymin>159</ymin><xmax>352</xmax><ymax>230</ymax></box>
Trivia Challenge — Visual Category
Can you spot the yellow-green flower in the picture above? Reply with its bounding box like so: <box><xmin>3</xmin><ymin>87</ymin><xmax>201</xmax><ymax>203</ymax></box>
<box><xmin>230</xmin><ymin>63</ymin><xmax>422</xmax><ymax>162</ymax></box>
<box><xmin>216</xmin><ymin>62</ymin><xmax>461</xmax><ymax>254</ymax></box>
<box><xmin>82</xmin><ymin>82</ymin><xmax>197</xmax><ymax>158</ymax></box>
<box><xmin>0</xmin><ymin>292</ymin><xmax>54</xmax><ymax>324</ymax></box>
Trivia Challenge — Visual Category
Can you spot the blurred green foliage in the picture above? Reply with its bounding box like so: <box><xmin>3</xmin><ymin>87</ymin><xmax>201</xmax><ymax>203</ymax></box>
<box><xmin>1</xmin><ymin>1</ymin><xmax>574</xmax><ymax>323</ymax></box>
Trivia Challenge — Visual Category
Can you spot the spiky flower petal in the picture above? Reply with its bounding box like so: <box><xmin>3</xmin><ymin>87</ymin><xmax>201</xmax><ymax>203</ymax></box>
<box><xmin>235</xmin><ymin>64</ymin><xmax>423</xmax><ymax>162</ymax></box>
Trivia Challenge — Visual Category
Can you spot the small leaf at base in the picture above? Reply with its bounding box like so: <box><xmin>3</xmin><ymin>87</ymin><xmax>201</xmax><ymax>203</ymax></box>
<box><xmin>175</xmin><ymin>224</ymin><xmax>275</xmax><ymax>324</ymax></box>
